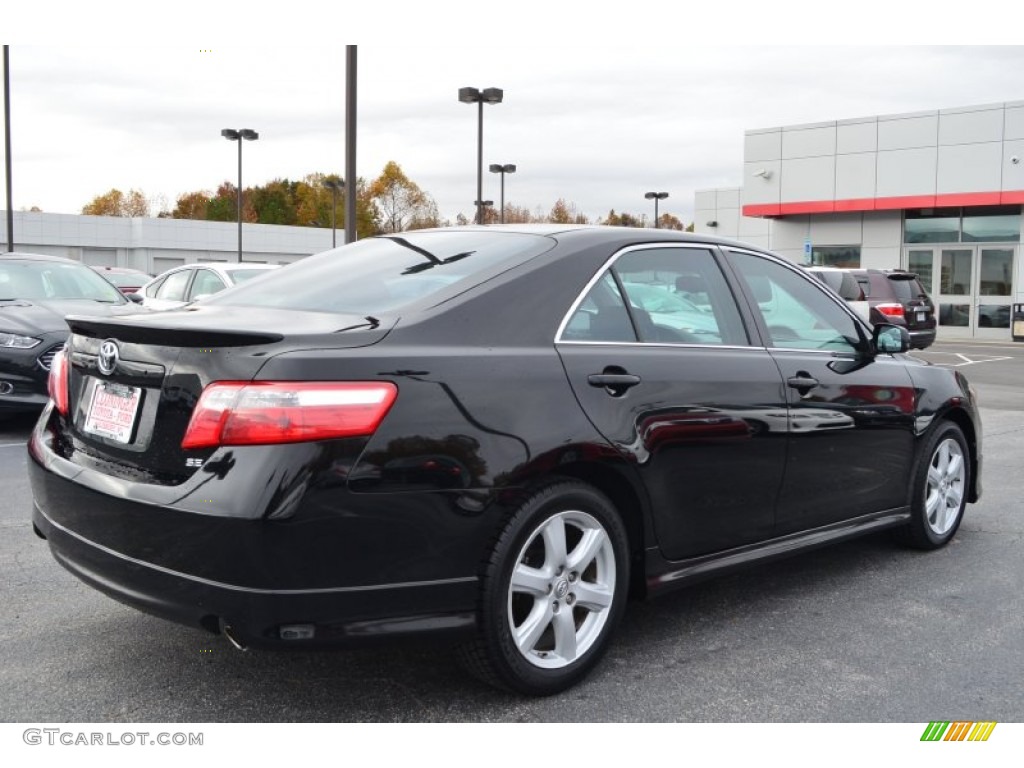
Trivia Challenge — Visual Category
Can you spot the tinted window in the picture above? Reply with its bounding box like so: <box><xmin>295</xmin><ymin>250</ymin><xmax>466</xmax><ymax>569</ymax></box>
<box><xmin>560</xmin><ymin>247</ymin><xmax>748</xmax><ymax>346</ymax></box>
<box><xmin>562</xmin><ymin>272</ymin><xmax>635</xmax><ymax>342</ymax></box>
<box><xmin>209</xmin><ymin>232</ymin><xmax>554</xmax><ymax>314</ymax></box>
<box><xmin>613</xmin><ymin>248</ymin><xmax>746</xmax><ymax>345</ymax></box>
<box><xmin>730</xmin><ymin>251</ymin><xmax>861</xmax><ymax>353</ymax></box>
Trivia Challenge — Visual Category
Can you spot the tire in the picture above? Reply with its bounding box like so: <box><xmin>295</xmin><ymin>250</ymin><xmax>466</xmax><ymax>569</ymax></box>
<box><xmin>459</xmin><ymin>481</ymin><xmax>630</xmax><ymax>695</ymax></box>
<box><xmin>898</xmin><ymin>422</ymin><xmax>970</xmax><ymax>550</ymax></box>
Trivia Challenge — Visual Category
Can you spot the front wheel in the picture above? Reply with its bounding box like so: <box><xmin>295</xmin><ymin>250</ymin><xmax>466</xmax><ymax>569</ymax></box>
<box><xmin>898</xmin><ymin>422</ymin><xmax>970</xmax><ymax>549</ymax></box>
<box><xmin>459</xmin><ymin>481</ymin><xmax>629</xmax><ymax>695</ymax></box>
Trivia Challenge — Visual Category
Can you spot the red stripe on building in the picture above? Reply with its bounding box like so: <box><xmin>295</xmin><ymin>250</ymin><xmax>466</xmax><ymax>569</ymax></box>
<box><xmin>743</xmin><ymin>190</ymin><xmax>1024</xmax><ymax>217</ymax></box>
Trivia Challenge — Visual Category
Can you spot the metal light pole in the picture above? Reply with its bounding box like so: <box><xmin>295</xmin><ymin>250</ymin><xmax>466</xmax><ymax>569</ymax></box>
<box><xmin>645</xmin><ymin>191</ymin><xmax>669</xmax><ymax>229</ymax></box>
<box><xmin>458</xmin><ymin>87</ymin><xmax>503</xmax><ymax>224</ymax></box>
<box><xmin>323</xmin><ymin>178</ymin><xmax>343</xmax><ymax>248</ymax></box>
<box><xmin>489</xmin><ymin>163</ymin><xmax>516</xmax><ymax>224</ymax></box>
<box><xmin>221</xmin><ymin>128</ymin><xmax>258</xmax><ymax>261</ymax></box>
<box><xmin>4</xmin><ymin>46</ymin><xmax>13</xmax><ymax>252</ymax></box>
<box><xmin>345</xmin><ymin>45</ymin><xmax>357</xmax><ymax>244</ymax></box>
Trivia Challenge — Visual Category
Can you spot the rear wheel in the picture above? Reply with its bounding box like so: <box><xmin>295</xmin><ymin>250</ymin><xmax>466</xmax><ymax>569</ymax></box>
<box><xmin>899</xmin><ymin>422</ymin><xmax>970</xmax><ymax>549</ymax></box>
<box><xmin>460</xmin><ymin>481</ymin><xmax>629</xmax><ymax>695</ymax></box>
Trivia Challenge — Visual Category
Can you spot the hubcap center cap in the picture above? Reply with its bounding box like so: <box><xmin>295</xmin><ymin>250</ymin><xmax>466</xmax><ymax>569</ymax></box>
<box><xmin>554</xmin><ymin>579</ymin><xmax>570</xmax><ymax>599</ymax></box>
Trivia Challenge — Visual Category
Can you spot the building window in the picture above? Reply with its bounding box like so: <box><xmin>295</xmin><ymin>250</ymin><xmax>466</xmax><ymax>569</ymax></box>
<box><xmin>904</xmin><ymin>206</ymin><xmax>1020</xmax><ymax>244</ymax></box>
<box><xmin>807</xmin><ymin>246</ymin><xmax>860</xmax><ymax>268</ymax></box>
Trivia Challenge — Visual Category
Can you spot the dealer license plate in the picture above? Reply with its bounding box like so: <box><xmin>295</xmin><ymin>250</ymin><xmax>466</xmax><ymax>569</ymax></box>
<box><xmin>83</xmin><ymin>381</ymin><xmax>142</xmax><ymax>444</ymax></box>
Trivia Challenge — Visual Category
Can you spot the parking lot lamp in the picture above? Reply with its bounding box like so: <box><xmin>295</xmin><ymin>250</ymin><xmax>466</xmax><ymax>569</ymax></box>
<box><xmin>644</xmin><ymin>191</ymin><xmax>669</xmax><ymax>229</ymax></box>
<box><xmin>489</xmin><ymin>164</ymin><xmax>516</xmax><ymax>224</ymax></box>
<box><xmin>221</xmin><ymin>128</ymin><xmax>259</xmax><ymax>261</ymax></box>
<box><xmin>458</xmin><ymin>87</ymin><xmax>503</xmax><ymax>224</ymax></box>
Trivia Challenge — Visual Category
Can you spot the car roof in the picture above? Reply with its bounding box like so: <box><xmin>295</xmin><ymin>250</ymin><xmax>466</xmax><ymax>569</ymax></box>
<box><xmin>90</xmin><ymin>265</ymin><xmax>151</xmax><ymax>275</ymax></box>
<box><xmin>0</xmin><ymin>250</ymin><xmax>79</xmax><ymax>264</ymax></box>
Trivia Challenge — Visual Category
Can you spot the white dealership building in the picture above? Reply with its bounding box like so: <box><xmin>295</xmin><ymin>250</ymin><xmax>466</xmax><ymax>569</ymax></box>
<box><xmin>695</xmin><ymin>99</ymin><xmax>1024</xmax><ymax>341</ymax></box>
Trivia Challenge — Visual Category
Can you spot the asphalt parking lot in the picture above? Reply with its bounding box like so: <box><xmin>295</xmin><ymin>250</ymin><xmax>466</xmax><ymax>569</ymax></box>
<box><xmin>1</xmin><ymin>340</ymin><xmax>1021</xmax><ymax>722</ymax></box>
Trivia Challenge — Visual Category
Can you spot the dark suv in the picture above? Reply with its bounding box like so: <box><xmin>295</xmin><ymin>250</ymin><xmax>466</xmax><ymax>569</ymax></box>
<box><xmin>851</xmin><ymin>269</ymin><xmax>936</xmax><ymax>349</ymax></box>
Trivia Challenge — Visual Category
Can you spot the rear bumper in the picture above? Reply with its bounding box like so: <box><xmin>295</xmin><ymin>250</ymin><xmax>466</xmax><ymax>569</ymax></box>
<box><xmin>908</xmin><ymin>328</ymin><xmax>936</xmax><ymax>349</ymax></box>
<box><xmin>32</xmin><ymin>501</ymin><xmax>476</xmax><ymax>647</ymax></box>
<box><xmin>28</xmin><ymin>412</ymin><xmax>488</xmax><ymax>648</ymax></box>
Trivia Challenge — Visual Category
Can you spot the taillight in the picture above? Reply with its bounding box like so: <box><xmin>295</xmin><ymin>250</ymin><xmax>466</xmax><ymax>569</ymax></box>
<box><xmin>875</xmin><ymin>302</ymin><xmax>904</xmax><ymax>320</ymax></box>
<box><xmin>47</xmin><ymin>347</ymin><xmax>69</xmax><ymax>416</ymax></box>
<box><xmin>181</xmin><ymin>381</ymin><xmax>398</xmax><ymax>449</ymax></box>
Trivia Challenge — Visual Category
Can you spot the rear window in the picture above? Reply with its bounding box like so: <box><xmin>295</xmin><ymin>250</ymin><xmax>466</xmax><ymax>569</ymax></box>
<box><xmin>887</xmin><ymin>276</ymin><xmax>928</xmax><ymax>302</ymax></box>
<box><xmin>208</xmin><ymin>231</ymin><xmax>555</xmax><ymax>314</ymax></box>
<box><xmin>0</xmin><ymin>260</ymin><xmax>125</xmax><ymax>303</ymax></box>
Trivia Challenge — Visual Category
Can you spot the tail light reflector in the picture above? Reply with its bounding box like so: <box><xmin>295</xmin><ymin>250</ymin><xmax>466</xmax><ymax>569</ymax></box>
<box><xmin>875</xmin><ymin>302</ymin><xmax>905</xmax><ymax>320</ymax></box>
<box><xmin>47</xmin><ymin>347</ymin><xmax>69</xmax><ymax>416</ymax></box>
<box><xmin>181</xmin><ymin>381</ymin><xmax>398</xmax><ymax>449</ymax></box>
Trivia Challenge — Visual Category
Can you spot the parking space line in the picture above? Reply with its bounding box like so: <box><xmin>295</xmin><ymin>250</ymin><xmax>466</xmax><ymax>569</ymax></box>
<box><xmin>0</xmin><ymin>442</ymin><xmax>27</xmax><ymax>449</ymax></box>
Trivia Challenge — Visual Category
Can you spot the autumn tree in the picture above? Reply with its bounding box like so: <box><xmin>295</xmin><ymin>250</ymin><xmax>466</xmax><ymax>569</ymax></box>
<box><xmin>369</xmin><ymin>161</ymin><xmax>437</xmax><ymax>233</ymax></box>
<box><xmin>172</xmin><ymin>191</ymin><xmax>211</xmax><ymax>220</ymax></box>
<box><xmin>657</xmin><ymin>213</ymin><xmax>685</xmax><ymax>231</ymax></box>
<box><xmin>600</xmin><ymin>209</ymin><xmax>644</xmax><ymax>227</ymax></box>
<box><xmin>82</xmin><ymin>188</ymin><xmax>150</xmax><ymax>217</ymax></box>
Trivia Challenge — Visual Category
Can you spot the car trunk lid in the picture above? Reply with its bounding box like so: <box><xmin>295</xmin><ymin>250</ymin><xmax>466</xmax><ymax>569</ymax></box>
<box><xmin>57</xmin><ymin>306</ymin><xmax>393</xmax><ymax>484</ymax></box>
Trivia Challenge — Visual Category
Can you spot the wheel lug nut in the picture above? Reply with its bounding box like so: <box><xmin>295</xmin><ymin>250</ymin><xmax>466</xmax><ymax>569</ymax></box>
<box><xmin>566</xmin><ymin>594</ymin><xmax>575</xmax><ymax>605</ymax></box>
<box><xmin>552</xmin><ymin>601</ymin><xmax>560</xmax><ymax>613</ymax></box>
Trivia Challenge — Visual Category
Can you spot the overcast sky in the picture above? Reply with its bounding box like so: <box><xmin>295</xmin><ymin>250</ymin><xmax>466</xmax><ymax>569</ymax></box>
<box><xmin>4</xmin><ymin>20</ymin><xmax>1022</xmax><ymax>227</ymax></box>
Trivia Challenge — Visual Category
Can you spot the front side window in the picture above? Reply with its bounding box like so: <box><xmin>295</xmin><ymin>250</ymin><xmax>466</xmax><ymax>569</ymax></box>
<box><xmin>730</xmin><ymin>251</ymin><xmax>861</xmax><ymax>353</ymax></box>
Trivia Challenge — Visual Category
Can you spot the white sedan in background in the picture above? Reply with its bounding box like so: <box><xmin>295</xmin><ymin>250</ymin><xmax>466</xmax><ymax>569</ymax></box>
<box><xmin>136</xmin><ymin>263</ymin><xmax>279</xmax><ymax>309</ymax></box>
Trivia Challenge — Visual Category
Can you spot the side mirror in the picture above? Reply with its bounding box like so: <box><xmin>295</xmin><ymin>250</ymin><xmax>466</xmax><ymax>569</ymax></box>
<box><xmin>873</xmin><ymin>323</ymin><xmax>910</xmax><ymax>354</ymax></box>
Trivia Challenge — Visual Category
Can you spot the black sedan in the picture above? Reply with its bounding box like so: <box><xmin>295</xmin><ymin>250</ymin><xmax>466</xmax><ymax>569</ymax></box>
<box><xmin>28</xmin><ymin>227</ymin><xmax>981</xmax><ymax>695</ymax></box>
<box><xmin>1</xmin><ymin>252</ymin><xmax>140</xmax><ymax>418</ymax></box>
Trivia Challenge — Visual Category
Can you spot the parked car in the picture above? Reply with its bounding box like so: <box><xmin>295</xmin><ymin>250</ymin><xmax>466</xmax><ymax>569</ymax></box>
<box><xmin>29</xmin><ymin>227</ymin><xmax>981</xmax><ymax>695</ymax></box>
<box><xmin>89</xmin><ymin>266</ymin><xmax>153</xmax><ymax>296</ymax></box>
<box><xmin>0</xmin><ymin>252</ymin><xmax>142</xmax><ymax>418</ymax></box>
<box><xmin>853</xmin><ymin>269</ymin><xmax>936</xmax><ymax>349</ymax></box>
<box><xmin>805</xmin><ymin>267</ymin><xmax>936</xmax><ymax>348</ymax></box>
<box><xmin>137</xmin><ymin>262</ymin><xmax>279</xmax><ymax>309</ymax></box>
<box><xmin>803</xmin><ymin>266</ymin><xmax>870</xmax><ymax>323</ymax></box>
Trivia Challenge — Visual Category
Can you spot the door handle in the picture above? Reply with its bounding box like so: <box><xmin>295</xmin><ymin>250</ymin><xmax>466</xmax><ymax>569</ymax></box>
<box><xmin>588</xmin><ymin>372</ymin><xmax>641</xmax><ymax>397</ymax></box>
<box><xmin>786</xmin><ymin>373</ymin><xmax>819</xmax><ymax>395</ymax></box>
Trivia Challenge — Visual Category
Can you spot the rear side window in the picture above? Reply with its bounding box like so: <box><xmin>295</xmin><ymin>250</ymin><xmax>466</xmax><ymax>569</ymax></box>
<box><xmin>560</xmin><ymin>246</ymin><xmax>748</xmax><ymax>346</ymax></box>
<box><xmin>208</xmin><ymin>231</ymin><xmax>555</xmax><ymax>314</ymax></box>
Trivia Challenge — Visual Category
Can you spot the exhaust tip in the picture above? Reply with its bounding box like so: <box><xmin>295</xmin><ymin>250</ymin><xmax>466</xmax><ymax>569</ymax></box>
<box><xmin>221</xmin><ymin>623</ymin><xmax>248</xmax><ymax>652</ymax></box>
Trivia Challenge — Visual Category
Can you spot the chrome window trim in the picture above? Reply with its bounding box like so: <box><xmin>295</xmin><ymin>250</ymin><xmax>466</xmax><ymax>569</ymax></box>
<box><xmin>553</xmin><ymin>242</ymin><xmax>738</xmax><ymax>346</ymax></box>
<box><xmin>556</xmin><ymin>340</ymin><xmax>767</xmax><ymax>351</ymax></box>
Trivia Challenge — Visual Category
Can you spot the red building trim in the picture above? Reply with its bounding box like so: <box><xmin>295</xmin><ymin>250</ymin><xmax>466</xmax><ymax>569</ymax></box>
<box><xmin>743</xmin><ymin>190</ymin><xmax>1024</xmax><ymax>218</ymax></box>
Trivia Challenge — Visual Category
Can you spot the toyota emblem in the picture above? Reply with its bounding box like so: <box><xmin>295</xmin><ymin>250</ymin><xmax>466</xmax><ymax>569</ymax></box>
<box><xmin>98</xmin><ymin>340</ymin><xmax>120</xmax><ymax>376</ymax></box>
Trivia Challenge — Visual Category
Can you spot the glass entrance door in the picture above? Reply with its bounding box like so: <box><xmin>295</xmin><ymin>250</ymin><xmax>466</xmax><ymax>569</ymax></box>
<box><xmin>975</xmin><ymin>247</ymin><xmax>1014</xmax><ymax>339</ymax></box>
<box><xmin>906</xmin><ymin>246</ymin><xmax>1017</xmax><ymax>340</ymax></box>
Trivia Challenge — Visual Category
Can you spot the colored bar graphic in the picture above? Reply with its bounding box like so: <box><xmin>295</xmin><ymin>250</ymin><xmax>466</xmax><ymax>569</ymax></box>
<box><xmin>921</xmin><ymin>721</ymin><xmax>997</xmax><ymax>742</ymax></box>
